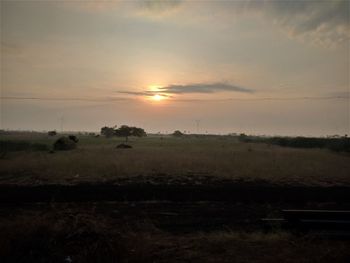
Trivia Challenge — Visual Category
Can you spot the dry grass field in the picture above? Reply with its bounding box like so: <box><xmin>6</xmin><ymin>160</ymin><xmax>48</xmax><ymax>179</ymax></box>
<box><xmin>1</xmin><ymin>132</ymin><xmax>350</xmax><ymax>262</ymax></box>
<box><xmin>0</xmin><ymin>132</ymin><xmax>349</xmax><ymax>186</ymax></box>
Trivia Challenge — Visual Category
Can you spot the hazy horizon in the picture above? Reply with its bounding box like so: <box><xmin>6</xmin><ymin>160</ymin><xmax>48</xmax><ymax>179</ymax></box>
<box><xmin>1</xmin><ymin>0</ymin><xmax>349</xmax><ymax>136</ymax></box>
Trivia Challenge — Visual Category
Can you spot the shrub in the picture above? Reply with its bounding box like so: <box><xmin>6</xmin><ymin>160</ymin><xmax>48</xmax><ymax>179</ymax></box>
<box><xmin>172</xmin><ymin>130</ymin><xmax>184</xmax><ymax>137</ymax></box>
<box><xmin>0</xmin><ymin>140</ymin><xmax>49</xmax><ymax>152</ymax></box>
<box><xmin>48</xmin><ymin>131</ymin><xmax>57</xmax><ymax>136</ymax></box>
<box><xmin>53</xmin><ymin>137</ymin><xmax>77</xmax><ymax>151</ymax></box>
<box><xmin>327</xmin><ymin>138</ymin><xmax>350</xmax><ymax>152</ymax></box>
<box><xmin>68</xmin><ymin>135</ymin><xmax>79</xmax><ymax>143</ymax></box>
<box><xmin>243</xmin><ymin>136</ymin><xmax>350</xmax><ymax>152</ymax></box>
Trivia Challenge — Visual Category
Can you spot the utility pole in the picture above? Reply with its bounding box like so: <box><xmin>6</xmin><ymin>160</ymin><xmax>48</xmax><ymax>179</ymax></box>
<box><xmin>195</xmin><ymin>119</ymin><xmax>200</xmax><ymax>134</ymax></box>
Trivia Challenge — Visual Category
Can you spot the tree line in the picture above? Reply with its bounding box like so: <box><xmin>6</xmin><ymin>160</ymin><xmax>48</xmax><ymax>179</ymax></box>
<box><xmin>100</xmin><ymin>125</ymin><xmax>146</xmax><ymax>141</ymax></box>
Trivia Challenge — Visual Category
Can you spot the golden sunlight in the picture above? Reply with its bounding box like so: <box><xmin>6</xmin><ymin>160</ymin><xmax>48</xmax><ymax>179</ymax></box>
<box><xmin>148</xmin><ymin>84</ymin><xmax>162</xmax><ymax>91</ymax></box>
<box><xmin>152</xmin><ymin>94</ymin><xmax>165</xmax><ymax>101</ymax></box>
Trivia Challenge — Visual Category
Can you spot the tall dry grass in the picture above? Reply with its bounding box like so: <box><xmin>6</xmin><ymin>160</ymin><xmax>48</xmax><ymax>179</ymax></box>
<box><xmin>0</xmin><ymin>136</ymin><xmax>349</xmax><ymax>185</ymax></box>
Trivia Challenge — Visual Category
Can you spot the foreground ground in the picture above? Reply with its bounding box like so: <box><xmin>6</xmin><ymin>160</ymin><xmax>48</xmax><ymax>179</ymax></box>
<box><xmin>1</xmin><ymin>201</ymin><xmax>350</xmax><ymax>263</ymax></box>
<box><xmin>1</xmin><ymin>132</ymin><xmax>350</xmax><ymax>262</ymax></box>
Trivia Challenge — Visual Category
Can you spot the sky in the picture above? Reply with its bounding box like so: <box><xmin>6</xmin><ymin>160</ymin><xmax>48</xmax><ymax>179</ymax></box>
<box><xmin>1</xmin><ymin>0</ymin><xmax>349</xmax><ymax>136</ymax></box>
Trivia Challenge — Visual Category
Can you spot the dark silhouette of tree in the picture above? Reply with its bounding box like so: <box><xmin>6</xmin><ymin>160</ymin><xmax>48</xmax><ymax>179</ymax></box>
<box><xmin>114</xmin><ymin>125</ymin><xmax>146</xmax><ymax>142</ymax></box>
<box><xmin>172</xmin><ymin>130</ymin><xmax>184</xmax><ymax>137</ymax></box>
<box><xmin>131</xmin><ymin>127</ymin><xmax>147</xmax><ymax>137</ymax></box>
<box><xmin>48</xmin><ymin>131</ymin><xmax>57</xmax><ymax>136</ymax></box>
<box><xmin>100</xmin><ymin>126</ymin><xmax>115</xmax><ymax>138</ymax></box>
<box><xmin>100</xmin><ymin>125</ymin><xmax>146</xmax><ymax>141</ymax></box>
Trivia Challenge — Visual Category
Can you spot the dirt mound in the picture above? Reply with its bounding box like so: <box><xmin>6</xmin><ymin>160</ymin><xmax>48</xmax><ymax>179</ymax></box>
<box><xmin>116</xmin><ymin>143</ymin><xmax>132</xmax><ymax>149</ymax></box>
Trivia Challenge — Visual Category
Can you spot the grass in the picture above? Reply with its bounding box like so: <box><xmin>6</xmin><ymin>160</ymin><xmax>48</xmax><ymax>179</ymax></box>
<box><xmin>1</xmin><ymin>209</ymin><xmax>349</xmax><ymax>263</ymax></box>
<box><xmin>239</xmin><ymin>135</ymin><xmax>350</xmax><ymax>152</ymax></box>
<box><xmin>0</xmin><ymin>133</ymin><xmax>350</xmax><ymax>185</ymax></box>
<box><xmin>0</xmin><ymin>140</ymin><xmax>49</xmax><ymax>153</ymax></box>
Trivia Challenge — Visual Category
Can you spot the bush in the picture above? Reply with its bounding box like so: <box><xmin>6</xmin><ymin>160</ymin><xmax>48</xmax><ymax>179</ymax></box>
<box><xmin>53</xmin><ymin>137</ymin><xmax>77</xmax><ymax>151</ymax></box>
<box><xmin>48</xmin><ymin>131</ymin><xmax>57</xmax><ymax>136</ymax></box>
<box><xmin>68</xmin><ymin>135</ymin><xmax>79</xmax><ymax>143</ymax></box>
<box><xmin>241</xmin><ymin>135</ymin><xmax>350</xmax><ymax>152</ymax></box>
<box><xmin>0</xmin><ymin>140</ymin><xmax>49</xmax><ymax>152</ymax></box>
<box><xmin>172</xmin><ymin>130</ymin><xmax>184</xmax><ymax>137</ymax></box>
<box><xmin>327</xmin><ymin>138</ymin><xmax>350</xmax><ymax>152</ymax></box>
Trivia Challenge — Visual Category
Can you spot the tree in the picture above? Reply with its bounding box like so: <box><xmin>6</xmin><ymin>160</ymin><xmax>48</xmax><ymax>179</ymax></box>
<box><xmin>48</xmin><ymin>130</ymin><xmax>57</xmax><ymax>136</ymax></box>
<box><xmin>131</xmin><ymin>127</ymin><xmax>147</xmax><ymax>137</ymax></box>
<box><xmin>101</xmin><ymin>126</ymin><xmax>115</xmax><ymax>138</ymax></box>
<box><xmin>115</xmin><ymin>125</ymin><xmax>146</xmax><ymax>142</ymax></box>
<box><xmin>172</xmin><ymin>130</ymin><xmax>184</xmax><ymax>137</ymax></box>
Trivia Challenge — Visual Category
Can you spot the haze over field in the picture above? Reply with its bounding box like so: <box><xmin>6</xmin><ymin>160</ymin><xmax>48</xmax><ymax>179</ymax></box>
<box><xmin>1</xmin><ymin>0</ymin><xmax>349</xmax><ymax>135</ymax></box>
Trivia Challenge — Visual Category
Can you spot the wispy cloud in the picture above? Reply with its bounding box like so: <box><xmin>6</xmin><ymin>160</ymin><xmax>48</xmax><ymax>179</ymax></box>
<box><xmin>229</xmin><ymin>0</ymin><xmax>349</xmax><ymax>48</ymax></box>
<box><xmin>136</xmin><ymin>0</ymin><xmax>349</xmax><ymax>48</ymax></box>
<box><xmin>137</xmin><ymin>0</ymin><xmax>349</xmax><ymax>48</ymax></box>
<box><xmin>139</xmin><ymin>0</ymin><xmax>182</xmax><ymax>14</ymax></box>
<box><xmin>158</xmin><ymin>83</ymin><xmax>253</xmax><ymax>94</ymax></box>
<box><xmin>63</xmin><ymin>0</ymin><xmax>349</xmax><ymax>48</ymax></box>
<box><xmin>118</xmin><ymin>91</ymin><xmax>156</xmax><ymax>96</ymax></box>
<box><xmin>66</xmin><ymin>0</ymin><xmax>182</xmax><ymax>15</ymax></box>
<box><xmin>118</xmin><ymin>82</ymin><xmax>253</xmax><ymax>97</ymax></box>
<box><xmin>268</xmin><ymin>0</ymin><xmax>349</xmax><ymax>48</ymax></box>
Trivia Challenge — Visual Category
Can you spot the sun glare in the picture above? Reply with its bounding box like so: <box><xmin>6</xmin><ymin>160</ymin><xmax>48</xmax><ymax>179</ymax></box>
<box><xmin>148</xmin><ymin>85</ymin><xmax>162</xmax><ymax>91</ymax></box>
<box><xmin>152</xmin><ymin>94</ymin><xmax>164</xmax><ymax>101</ymax></box>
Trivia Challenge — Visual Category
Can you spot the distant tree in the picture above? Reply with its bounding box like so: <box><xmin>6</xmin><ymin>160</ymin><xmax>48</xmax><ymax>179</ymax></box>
<box><xmin>114</xmin><ymin>125</ymin><xmax>132</xmax><ymax>141</ymax></box>
<box><xmin>238</xmin><ymin>133</ymin><xmax>248</xmax><ymax>142</ymax></box>
<box><xmin>131</xmin><ymin>127</ymin><xmax>147</xmax><ymax>137</ymax></box>
<box><xmin>114</xmin><ymin>125</ymin><xmax>146</xmax><ymax>142</ymax></box>
<box><xmin>100</xmin><ymin>126</ymin><xmax>115</xmax><ymax>138</ymax></box>
<box><xmin>48</xmin><ymin>130</ymin><xmax>57</xmax><ymax>136</ymax></box>
<box><xmin>172</xmin><ymin>130</ymin><xmax>184</xmax><ymax>137</ymax></box>
<box><xmin>68</xmin><ymin>135</ymin><xmax>79</xmax><ymax>143</ymax></box>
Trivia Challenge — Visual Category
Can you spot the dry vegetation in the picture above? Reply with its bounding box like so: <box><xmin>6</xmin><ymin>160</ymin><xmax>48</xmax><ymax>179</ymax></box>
<box><xmin>1</xmin><ymin>208</ymin><xmax>349</xmax><ymax>263</ymax></box>
<box><xmin>1</xmin><ymin>132</ymin><xmax>350</xmax><ymax>262</ymax></box>
<box><xmin>1</xmin><ymin>133</ymin><xmax>350</xmax><ymax>186</ymax></box>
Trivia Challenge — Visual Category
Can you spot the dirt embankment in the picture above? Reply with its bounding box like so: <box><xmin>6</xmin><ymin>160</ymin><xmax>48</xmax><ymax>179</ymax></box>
<box><xmin>1</xmin><ymin>181</ymin><xmax>350</xmax><ymax>203</ymax></box>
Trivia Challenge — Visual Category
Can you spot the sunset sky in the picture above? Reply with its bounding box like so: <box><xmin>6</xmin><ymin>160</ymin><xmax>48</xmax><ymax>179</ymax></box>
<box><xmin>1</xmin><ymin>0</ymin><xmax>349</xmax><ymax>135</ymax></box>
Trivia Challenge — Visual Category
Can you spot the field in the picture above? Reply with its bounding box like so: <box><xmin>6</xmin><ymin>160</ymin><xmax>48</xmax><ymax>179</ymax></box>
<box><xmin>1</xmin><ymin>132</ymin><xmax>350</xmax><ymax>262</ymax></box>
<box><xmin>1</xmin><ymin>132</ymin><xmax>350</xmax><ymax>186</ymax></box>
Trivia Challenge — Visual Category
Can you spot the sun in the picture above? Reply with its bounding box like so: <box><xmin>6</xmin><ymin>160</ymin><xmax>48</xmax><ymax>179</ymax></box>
<box><xmin>152</xmin><ymin>94</ymin><xmax>165</xmax><ymax>101</ymax></box>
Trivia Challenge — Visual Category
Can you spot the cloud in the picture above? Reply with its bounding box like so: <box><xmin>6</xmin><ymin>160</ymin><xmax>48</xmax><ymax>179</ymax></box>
<box><xmin>134</xmin><ymin>0</ymin><xmax>183</xmax><ymax>19</ymax></box>
<box><xmin>234</xmin><ymin>0</ymin><xmax>349</xmax><ymax>48</ymax></box>
<box><xmin>118</xmin><ymin>82</ymin><xmax>253</xmax><ymax>97</ymax></box>
<box><xmin>268</xmin><ymin>0</ymin><xmax>349</xmax><ymax>48</ymax></box>
<box><xmin>158</xmin><ymin>83</ymin><xmax>254</xmax><ymax>94</ymax></box>
<box><xmin>61</xmin><ymin>0</ymin><xmax>121</xmax><ymax>13</ymax></box>
<box><xmin>118</xmin><ymin>91</ymin><xmax>155</xmax><ymax>96</ymax></box>
<box><xmin>139</xmin><ymin>0</ymin><xmax>182</xmax><ymax>13</ymax></box>
<box><xmin>134</xmin><ymin>0</ymin><xmax>349</xmax><ymax>47</ymax></box>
